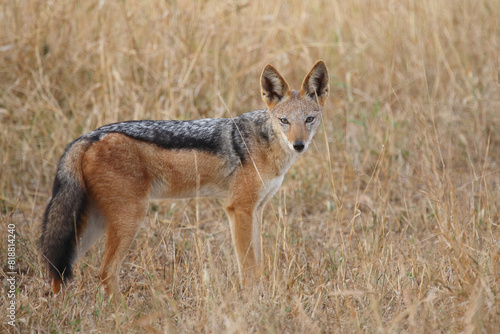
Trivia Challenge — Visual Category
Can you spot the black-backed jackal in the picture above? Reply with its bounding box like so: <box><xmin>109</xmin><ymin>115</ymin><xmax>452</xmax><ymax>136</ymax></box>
<box><xmin>40</xmin><ymin>61</ymin><xmax>329</xmax><ymax>295</ymax></box>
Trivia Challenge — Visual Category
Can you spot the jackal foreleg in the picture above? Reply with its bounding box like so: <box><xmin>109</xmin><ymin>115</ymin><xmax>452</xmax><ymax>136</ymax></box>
<box><xmin>226</xmin><ymin>202</ymin><xmax>261</xmax><ymax>286</ymax></box>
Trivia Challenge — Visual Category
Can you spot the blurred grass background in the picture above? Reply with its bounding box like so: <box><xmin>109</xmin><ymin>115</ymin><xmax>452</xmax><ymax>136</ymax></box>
<box><xmin>1</xmin><ymin>0</ymin><xmax>499</xmax><ymax>332</ymax></box>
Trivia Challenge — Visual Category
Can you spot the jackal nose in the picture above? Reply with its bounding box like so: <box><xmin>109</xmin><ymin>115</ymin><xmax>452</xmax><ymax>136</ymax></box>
<box><xmin>293</xmin><ymin>141</ymin><xmax>305</xmax><ymax>152</ymax></box>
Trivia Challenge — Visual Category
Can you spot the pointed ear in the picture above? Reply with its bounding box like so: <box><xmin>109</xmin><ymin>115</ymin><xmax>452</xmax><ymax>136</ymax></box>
<box><xmin>300</xmin><ymin>60</ymin><xmax>329</xmax><ymax>106</ymax></box>
<box><xmin>260</xmin><ymin>64</ymin><xmax>291</xmax><ymax>110</ymax></box>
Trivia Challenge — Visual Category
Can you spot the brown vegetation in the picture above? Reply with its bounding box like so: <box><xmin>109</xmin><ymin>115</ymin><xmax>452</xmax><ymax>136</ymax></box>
<box><xmin>1</xmin><ymin>0</ymin><xmax>499</xmax><ymax>332</ymax></box>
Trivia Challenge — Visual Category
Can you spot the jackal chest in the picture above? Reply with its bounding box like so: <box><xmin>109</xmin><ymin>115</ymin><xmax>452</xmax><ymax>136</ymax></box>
<box><xmin>262</xmin><ymin>175</ymin><xmax>285</xmax><ymax>199</ymax></box>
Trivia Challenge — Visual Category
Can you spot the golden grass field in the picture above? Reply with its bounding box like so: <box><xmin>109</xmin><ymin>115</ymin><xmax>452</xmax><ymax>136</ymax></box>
<box><xmin>1</xmin><ymin>0</ymin><xmax>499</xmax><ymax>332</ymax></box>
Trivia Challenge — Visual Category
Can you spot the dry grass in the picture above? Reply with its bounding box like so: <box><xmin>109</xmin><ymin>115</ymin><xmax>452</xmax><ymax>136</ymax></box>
<box><xmin>1</xmin><ymin>0</ymin><xmax>499</xmax><ymax>332</ymax></box>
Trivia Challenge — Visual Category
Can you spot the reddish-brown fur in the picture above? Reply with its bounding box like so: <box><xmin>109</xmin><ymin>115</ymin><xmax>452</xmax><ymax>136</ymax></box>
<box><xmin>44</xmin><ymin>61</ymin><xmax>329</xmax><ymax>295</ymax></box>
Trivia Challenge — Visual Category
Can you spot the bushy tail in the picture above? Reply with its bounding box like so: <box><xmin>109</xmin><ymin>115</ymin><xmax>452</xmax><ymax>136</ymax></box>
<box><xmin>40</xmin><ymin>139</ymin><xmax>91</xmax><ymax>293</ymax></box>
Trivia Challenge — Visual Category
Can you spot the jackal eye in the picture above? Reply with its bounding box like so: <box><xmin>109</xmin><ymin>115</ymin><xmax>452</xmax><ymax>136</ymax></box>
<box><xmin>305</xmin><ymin>116</ymin><xmax>315</xmax><ymax>123</ymax></box>
<box><xmin>279</xmin><ymin>117</ymin><xmax>289</xmax><ymax>125</ymax></box>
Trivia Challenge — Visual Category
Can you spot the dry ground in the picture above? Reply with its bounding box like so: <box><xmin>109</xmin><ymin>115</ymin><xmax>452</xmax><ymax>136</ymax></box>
<box><xmin>1</xmin><ymin>0</ymin><xmax>499</xmax><ymax>332</ymax></box>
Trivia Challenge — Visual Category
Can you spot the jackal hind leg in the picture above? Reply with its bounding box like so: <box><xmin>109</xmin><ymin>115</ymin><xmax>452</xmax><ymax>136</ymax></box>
<box><xmin>82</xmin><ymin>133</ymin><xmax>151</xmax><ymax>296</ymax></box>
<box><xmin>98</xmin><ymin>198</ymin><xmax>148</xmax><ymax>296</ymax></box>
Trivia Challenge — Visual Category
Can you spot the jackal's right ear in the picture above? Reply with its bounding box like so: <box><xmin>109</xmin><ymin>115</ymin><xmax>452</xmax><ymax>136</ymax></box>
<box><xmin>260</xmin><ymin>64</ymin><xmax>291</xmax><ymax>110</ymax></box>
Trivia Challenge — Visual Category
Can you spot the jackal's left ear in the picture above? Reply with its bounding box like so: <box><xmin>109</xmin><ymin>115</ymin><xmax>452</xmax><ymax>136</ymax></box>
<box><xmin>300</xmin><ymin>60</ymin><xmax>329</xmax><ymax>106</ymax></box>
<box><xmin>260</xmin><ymin>64</ymin><xmax>291</xmax><ymax>110</ymax></box>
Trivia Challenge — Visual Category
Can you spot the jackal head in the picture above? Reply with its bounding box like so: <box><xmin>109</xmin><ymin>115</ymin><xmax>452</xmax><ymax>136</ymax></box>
<box><xmin>260</xmin><ymin>60</ymin><xmax>329</xmax><ymax>153</ymax></box>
